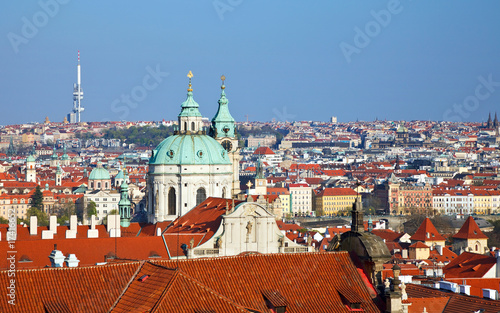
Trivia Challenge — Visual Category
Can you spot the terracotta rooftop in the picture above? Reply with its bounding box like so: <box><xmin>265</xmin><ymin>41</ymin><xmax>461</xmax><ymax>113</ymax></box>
<box><xmin>316</xmin><ymin>187</ymin><xmax>357</xmax><ymax>197</ymax></box>
<box><xmin>0</xmin><ymin>252</ymin><xmax>380</xmax><ymax>313</ymax></box>
<box><xmin>452</xmin><ymin>216</ymin><xmax>489</xmax><ymax>240</ymax></box>
<box><xmin>164</xmin><ymin>198</ymin><xmax>244</xmax><ymax>246</ymax></box>
<box><xmin>443</xmin><ymin>252</ymin><xmax>496</xmax><ymax>278</ymax></box>
<box><xmin>253</xmin><ymin>146</ymin><xmax>275</xmax><ymax>155</ymax></box>
<box><xmin>410</xmin><ymin>241</ymin><xmax>430</xmax><ymax>249</ymax></box>
<box><xmin>410</xmin><ymin>218</ymin><xmax>446</xmax><ymax>242</ymax></box>
<box><xmin>406</xmin><ymin>283</ymin><xmax>500</xmax><ymax>313</ymax></box>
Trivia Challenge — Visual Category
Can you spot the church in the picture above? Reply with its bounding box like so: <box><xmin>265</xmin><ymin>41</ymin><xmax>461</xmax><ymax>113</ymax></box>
<box><xmin>146</xmin><ymin>72</ymin><xmax>240</xmax><ymax>223</ymax></box>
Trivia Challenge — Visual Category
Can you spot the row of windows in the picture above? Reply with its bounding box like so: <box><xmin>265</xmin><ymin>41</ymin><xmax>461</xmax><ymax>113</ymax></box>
<box><xmin>2</xmin><ymin>210</ymin><xmax>25</xmax><ymax>216</ymax></box>
<box><xmin>91</xmin><ymin>198</ymin><xmax>117</xmax><ymax>202</ymax></box>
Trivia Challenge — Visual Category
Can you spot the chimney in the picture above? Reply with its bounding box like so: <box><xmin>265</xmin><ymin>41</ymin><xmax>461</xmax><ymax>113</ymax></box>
<box><xmin>90</xmin><ymin>215</ymin><xmax>97</xmax><ymax>230</ymax></box>
<box><xmin>70</xmin><ymin>215</ymin><xmax>77</xmax><ymax>231</ymax></box>
<box><xmin>439</xmin><ymin>281</ymin><xmax>458</xmax><ymax>293</ymax></box>
<box><xmin>87</xmin><ymin>217</ymin><xmax>99</xmax><ymax>238</ymax></box>
<box><xmin>483</xmin><ymin>288</ymin><xmax>498</xmax><ymax>300</ymax></box>
<box><xmin>459</xmin><ymin>284</ymin><xmax>471</xmax><ymax>295</ymax></box>
<box><xmin>64</xmin><ymin>254</ymin><xmax>80</xmax><ymax>267</ymax></box>
<box><xmin>30</xmin><ymin>216</ymin><xmax>37</xmax><ymax>235</ymax></box>
<box><xmin>49</xmin><ymin>215</ymin><xmax>57</xmax><ymax>234</ymax></box>
<box><xmin>107</xmin><ymin>214</ymin><xmax>121</xmax><ymax>238</ymax></box>
<box><xmin>156</xmin><ymin>227</ymin><xmax>162</xmax><ymax>236</ymax></box>
<box><xmin>65</xmin><ymin>215</ymin><xmax>77</xmax><ymax>239</ymax></box>
<box><xmin>402</xmin><ymin>249</ymin><xmax>408</xmax><ymax>259</ymax></box>
<box><xmin>436</xmin><ymin>245</ymin><xmax>443</xmax><ymax>256</ymax></box>
<box><xmin>48</xmin><ymin>244</ymin><xmax>65</xmax><ymax>268</ymax></box>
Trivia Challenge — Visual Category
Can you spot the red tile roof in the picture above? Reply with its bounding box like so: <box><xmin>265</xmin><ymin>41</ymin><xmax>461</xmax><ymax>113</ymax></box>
<box><xmin>253</xmin><ymin>146</ymin><xmax>275</xmax><ymax>155</ymax></box>
<box><xmin>428</xmin><ymin>247</ymin><xmax>458</xmax><ymax>263</ymax></box>
<box><xmin>452</xmin><ymin>216</ymin><xmax>488</xmax><ymax>240</ymax></box>
<box><xmin>410</xmin><ymin>241</ymin><xmax>429</xmax><ymax>249</ymax></box>
<box><xmin>316</xmin><ymin>187</ymin><xmax>357</xmax><ymax>197</ymax></box>
<box><xmin>404</xmin><ymin>297</ymin><xmax>449</xmax><ymax>313</ymax></box>
<box><xmin>0</xmin><ymin>252</ymin><xmax>381</xmax><ymax>313</ymax></box>
<box><xmin>154</xmin><ymin>252</ymin><xmax>380</xmax><ymax>313</ymax></box>
<box><xmin>164</xmin><ymin>198</ymin><xmax>244</xmax><ymax>246</ymax></box>
<box><xmin>443</xmin><ymin>252</ymin><xmax>496</xmax><ymax>278</ymax></box>
<box><xmin>0</xmin><ymin>262</ymin><xmax>139</xmax><ymax>313</ymax></box>
<box><xmin>111</xmin><ymin>262</ymin><xmax>249</xmax><ymax>312</ymax></box>
<box><xmin>446</xmin><ymin>278</ymin><xmax>500</xmax><ymax>298</ymax></box>
<box><xmin>371</xmin><ymin>229</ymin><xmax>404</xmax><ymax>243</ymax></box>
<box><xmin>410</xmin><ymin>218</ymin><xmax>446</xmax><ymax>242</ymax></box>
<box><xmin>406</xmin><ymin>283</ymin><xmax>500</xmax><ymax>313</ymax></box>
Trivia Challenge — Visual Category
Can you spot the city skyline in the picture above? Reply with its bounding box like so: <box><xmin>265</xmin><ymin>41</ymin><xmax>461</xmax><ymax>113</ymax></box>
<box><xmin>1</xmin><ymin>1</ymin><xmax>500</xmax><ymax>125</ymax></box>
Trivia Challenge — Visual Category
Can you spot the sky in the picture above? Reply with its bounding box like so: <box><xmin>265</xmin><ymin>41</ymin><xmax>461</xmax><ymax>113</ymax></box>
<box><xmin>0</xmin><ymin>1</ymin><xmax>499</xmax><ymax>125</ymax></box>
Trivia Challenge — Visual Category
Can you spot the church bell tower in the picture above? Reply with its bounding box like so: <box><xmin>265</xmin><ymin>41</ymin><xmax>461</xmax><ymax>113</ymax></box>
<box><xmin>211</xmin><ymin>75</ymin><xmax>241</xmax><ymax>196</ymax></box>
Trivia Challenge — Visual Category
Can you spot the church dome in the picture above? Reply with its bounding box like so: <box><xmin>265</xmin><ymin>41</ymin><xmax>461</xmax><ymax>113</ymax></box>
<box><xmin>89</xmin><ymin>163</ymin><xmax>110</xmax><ymax>180</ymax></box>
<box><xmin>150</xmin><ymin>134</ymin><xmax>231</xmax><ymax>165</ymax></box>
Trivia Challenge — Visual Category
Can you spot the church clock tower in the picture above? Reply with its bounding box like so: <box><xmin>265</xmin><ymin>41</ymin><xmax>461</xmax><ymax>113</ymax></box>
<box><xmin>211</xmin><ymin>75</ymin><xmax>241</xmax><ymax>196</ymax></box>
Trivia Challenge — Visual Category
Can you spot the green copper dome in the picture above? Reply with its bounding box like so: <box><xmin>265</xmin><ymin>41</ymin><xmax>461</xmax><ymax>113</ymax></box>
<box><xmin>61</xmin><ymin>147</ymin><xmax>69</xmax><ymax>160</ymax></box>
<box><xmin>89</xmin><ymin>163</ymin><xmax>111</xmax><ymax>180</ymax></box>
<box><xmin>211</xmin><ymin>81</ymin><xmax>236</xmax><ymax>138</ymax></box>
<box><xmin>26</xmin><ymin>155</ymin><xmax>36</xmax><ymax>162</ymax></box>
<box><xmin>51</xmin><ymin>148</ymin><xmax>58</xmax><ymax>160</ymax></box>
<box><xmin>115</xmin><ymin>170</ymin><xmax>124</xmax><ymax>180</ymax></box>
<box><xmin>178</xmin><ymin>91</ymin><xmax>202</xmax><ymax>118</ymax></box>
<box><xmin>149</xmin><ymin>134</ymin><xmax>231</xmax><ymax>166</ymax></box>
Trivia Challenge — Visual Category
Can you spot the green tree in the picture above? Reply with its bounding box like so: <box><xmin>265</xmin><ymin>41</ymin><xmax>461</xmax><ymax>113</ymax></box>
<box><xmin>86</xmin><ymin>201</ymin><xmax>97</xmax><ymax>217</ymax></box>
<box><xmin>55</xmin><ymin>202</ymin><xmax>75</xmax><ymax>225</ymax></box>
<box><xmin>486</xmin><ymin>220</ymin><xmax>500</xmax><ymax>247</ymax></box>
<box><xmin>31</xmin><ymin>186</ymin><xmax>43</xmax><ymax>210</ymax></box>
<box><xmin>27</xmin><ymin>185</ymin><xmax>48</xmax><ymax>226</ymax></box>
<box><xmin>27</xmin><ymin>207</ymin><xmax>48</xmax><ymax>226</ymax></box>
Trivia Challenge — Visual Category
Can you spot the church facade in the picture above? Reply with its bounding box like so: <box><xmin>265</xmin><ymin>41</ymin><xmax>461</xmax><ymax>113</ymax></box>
<box><xmin>146</xmin><ymin>73</ymin><xmax>240</xmax><ymax>223</ymax></box>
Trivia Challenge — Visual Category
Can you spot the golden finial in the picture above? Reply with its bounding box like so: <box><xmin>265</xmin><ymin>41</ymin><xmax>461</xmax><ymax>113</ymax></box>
<box><xmin>220</xmin><ymin>75</ymin><xmax>226</xmax><ymax>90</ymax></box>
<box><xmin>187</xmin><ymin>71</ymin><xmax>193</xmax><ymax>92</ymax></box>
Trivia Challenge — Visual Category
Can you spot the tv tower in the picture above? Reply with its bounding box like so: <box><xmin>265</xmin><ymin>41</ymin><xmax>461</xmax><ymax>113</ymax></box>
<box><xmin>68</xmin><ymin>51</ymin><xmax>84</xmax><ymax>123</ymax></box>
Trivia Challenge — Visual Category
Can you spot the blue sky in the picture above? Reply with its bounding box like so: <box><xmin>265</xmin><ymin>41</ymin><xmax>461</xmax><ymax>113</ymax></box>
<box><xmin>1</xmin><ymin>1</ymin><xmax>499</xmax><ymax>125</ymax></box>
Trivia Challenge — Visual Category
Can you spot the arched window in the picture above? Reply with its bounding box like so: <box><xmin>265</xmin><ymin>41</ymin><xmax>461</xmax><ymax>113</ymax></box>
<box><xmin>222</xmin><ymin>187</ymin><xmax>226</xmax><ymax>199</ymax></box>
<box><xmin>191</xmin><ymin>122</ymin><xmax>195</xmax><ymax>131</ymax></box>
<box><xmin>97</xmin><ymin>182</ymin><xmax>101</xmax><ymax>189</ymax></box>
<box><xmin>168</xmin><ymin>187</ymin><xmax>176</xmax><ymax>215</ymax></box>
<box><xmin>196</xmin><ymin>188</ymin><xmax>206</xmax><ymax>206</ymax></box>
<box><xmin>184</xmin><ymin>122</ymin><xmax>187</xmax><ymax>131</ymax></box>
<box><xmin>105</xmin><ymin>182</ymin><xmax>109</xmax><ymax>189</ymax></box>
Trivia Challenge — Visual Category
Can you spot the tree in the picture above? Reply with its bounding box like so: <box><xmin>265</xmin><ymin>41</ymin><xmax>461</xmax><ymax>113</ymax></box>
<box><xmin>31</xmin><ymin>186</ymin><xmax>43</xmax><ymax>210</ymax></box>
<box><xmin>27</xmin><ymin>185</ymin><xmax>48</xmax><ymax>226</ymax></box>
<box><xmin>486</xmin><ymin>220</ymin><xmax>500</xmax><ymax>247</ymax></box>
<box><xmin>54</xmin><ymin>202</ymin><xmax>75</xmax><ymax>225</ymax></box>
<box><xmin>27</xmin><ymin>206</ymin><xmax>48</xmax><ymax>226</ymax></box>
<box><xmin>86</xmin><ymin>201</ymin><xmax>97</xmax><ymax>217</ymax></box>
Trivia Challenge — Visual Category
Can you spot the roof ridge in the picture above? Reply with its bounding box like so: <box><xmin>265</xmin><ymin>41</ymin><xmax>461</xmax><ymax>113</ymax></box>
<box><xmin>108</xmin><ymin>260</ymin><xmax>146</xmax><ymax>311</ymax></box>
<box><xmin>162</xmin><ymin>270</ymin><xmax>250</xmax><ymax>312</ymax></box>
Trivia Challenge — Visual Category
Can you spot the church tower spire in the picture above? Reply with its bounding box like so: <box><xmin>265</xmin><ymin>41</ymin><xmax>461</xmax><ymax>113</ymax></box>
<box><xmin>494</xmin><ymin>112</ymin><xmax>498</xmax><ymax>128</ymax></box>
<box><xmin>178</xmin><ymin>71</ymin><xmax>203</xmax><ymax>133</ymax></box>
<box><xmin>487</xmin><ymin>112</ymin><xmax>493</xmax><ymax>128</ymax></box>
<box><xmin>118</xmin><ymin>180</ymin><xmax>131</xmax><ymax>227</ymax></box>
<box><xmin>211</xmin><ymin>75</ymin><xmax>236</xmax><ymax>138</ymax></box>
<box><xmin>211</xmin><ymin>75</ymin><xmax>240</xmax><ymax>196</ymax></box>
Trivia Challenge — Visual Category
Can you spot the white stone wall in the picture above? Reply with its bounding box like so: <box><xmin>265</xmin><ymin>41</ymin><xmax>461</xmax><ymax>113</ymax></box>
<box><xmin>147</xmin><ymin>162</ymin><xmax>232</xmax><ymax>223</ymax></box>
<box><xmin>188</xmin><ymin>202</ymin><xmax>310</xmax><ymax>258</ymax></box>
